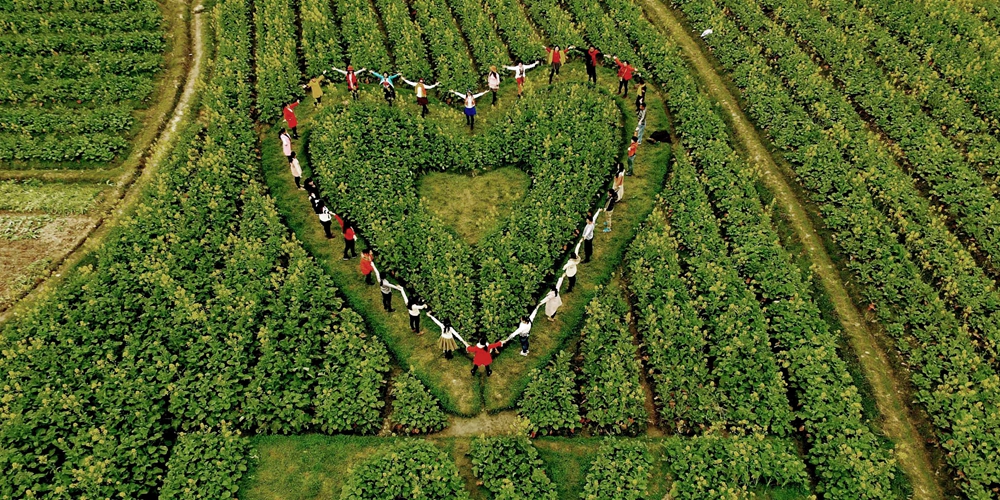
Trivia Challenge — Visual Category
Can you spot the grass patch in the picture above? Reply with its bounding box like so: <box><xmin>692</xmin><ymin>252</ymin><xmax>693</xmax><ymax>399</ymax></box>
<box><xmin>0</xmin><ymin>179</ymin><xmax>106</xmax><ymax>214</ymax></box>
<box><xmin>418</xmin><ymin>167</ymin><xmax>531</xmax><ymax>245</ymax></box>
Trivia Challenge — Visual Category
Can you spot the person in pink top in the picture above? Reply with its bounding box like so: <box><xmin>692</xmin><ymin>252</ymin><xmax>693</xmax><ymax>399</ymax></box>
<box><xmin>279</xmin><ymin>129</ymin><xmax>292</xmax><ymax>161</ymax></box>
<box><xmin>282</xmin><ymin>100</ymin><xmax>300</xmax><ymax>138</ymax></box>
<box><xmin>487</xmin><ymin>66</ymin><xmax>501</xmax><ymax>106</ymax></box>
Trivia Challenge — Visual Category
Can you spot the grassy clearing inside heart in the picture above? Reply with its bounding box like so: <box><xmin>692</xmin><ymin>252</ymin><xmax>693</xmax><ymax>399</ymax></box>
<box><xmin>418</xmin><ymin>167</ymin><xmax>531</xmax><ymax>245</ymax></box>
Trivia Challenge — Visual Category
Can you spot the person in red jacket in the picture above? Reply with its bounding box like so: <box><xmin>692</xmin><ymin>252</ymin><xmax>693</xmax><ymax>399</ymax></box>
<box><xmin>333</xmin><ymin>213</ymin><xmax>358</xmax><ymax>260</ymax></box>
<box><xmin>467</xmin><ymin>337</ymin><xmax>505</xmax><ymax>377</ymax></box>
<box><xmin>544</xmin><ymin>45</ymin><xmax>573</xmax><ymax>84</ymax></box>
<box><xmin>611</xmin><ymin>56</ymin><xmax>635</xmax><ymax>97</ymax></box>
<box><xmin>360</xmin><ymin>249</ymin><xmax>375</xmax><ymax>284</ymax></box>
<box><xmin>283</xmin><ymin>100</ymin><xmax>300</xmax><ymax>138</ymax></box>
<box><xmin>332</xmin><ymin>65</ymin><xmax>368</xmax><ymax>100</ymax></box>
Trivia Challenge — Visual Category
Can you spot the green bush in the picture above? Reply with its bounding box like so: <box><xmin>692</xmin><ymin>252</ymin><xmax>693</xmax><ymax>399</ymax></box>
<box><xmin>340</xmin><ymin>440</ymin><xmax>470</xmax><ymax>500</ymax></box>
<box><xmin>581</xmin><ymin>440</ymin><xmax>651</xmax><ymax>500</ymax></box>
<box><xmin>159</xmin><ymin>426</ymin><xmax>250</xmax><ymax>500</ymax></box>
<box><xmin>469</xmin><ymin>436</ymin><xmax>557</xmax><ymax>500</ymax></box>
<box><xmin>391</xmin><ymin>370</ymin><xmax>449</xmax><ymax>434</ymax></box>
<box><xmin>518</xmin><ymin>350</ymin><xmax>581</xmax><ymax>436</ymax></box>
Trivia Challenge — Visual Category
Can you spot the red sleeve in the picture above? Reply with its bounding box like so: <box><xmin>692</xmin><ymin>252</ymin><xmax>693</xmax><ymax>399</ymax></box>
<box><xmin>488</xmin><ymin>341</ymin><xmax>503</xmax><ymax>349</ymax></box>
<box><xmin>466</xmin><ymin>345</ymin><xmax>476</xmax><ymax>353</ymax></box>
<box><xmin>334</xmin><ymin>214</ymin><xmax>344</xmax><ymax>229</ymax></box>
<box><xmin>289</xmin><ymin>102</ymin><xmax>299</xmax><ymax>110</ymax></box>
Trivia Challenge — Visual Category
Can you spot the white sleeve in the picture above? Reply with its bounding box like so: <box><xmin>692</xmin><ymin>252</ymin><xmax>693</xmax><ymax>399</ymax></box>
<box><xmin>452</xmin><ymin>329</ymin><xmax>469</xmax><ymax>347</ymax></box>
<box><xmin>450</xmin><ymin>90</ymin><xmax>466</xmax><ymax>99</ymax></box>
<box><xmin>357</xmin><ymin>68</ymin><xmax>368</xmax><ymax>75</ymax></box>
<box><xmin>574</xmin><ymin>239</ymin><xmax>583</xmax><ymax>255</ymax></box>
<box><xmin>332</xmin><ymin>67</ymin><xmax>347</xmax><ymax>75</ymax></box>
<box><xmin>474</xmin><ymin>90</ymin><xmax>489</xmax><ymax>99</ymax></box>
<box><xmin>525</xmin><ymin>61</ymin><xmax>539</xmax><ymax>69</ymax></box>
<box><xmin>504</xmin><ymin>65</ymin><xmax>517</xmax><ymax>71</ymax></box>
<box><xmin>528</xmin><ymin>304</ymin><xmax>541</xmax><ymax>322</ymax></box>
<box><xmin>425</xmin><ymin>82</ymin><xmax>441</xmax><ymax>89</ymax></box>
<box><xmin>593</xmin><ymin>208</ymin><xmax>602</xmax><ymax>220</ymax></box>
<box><xmin>556</xmin><ymin>276</ymin><xmax>565</xmax><ymax>291</ymax></box>
<box><xmin>394</xmin><ymin>285</ymin><xmax>408</xmax><ymax>304</ymax></box>
<box><xmin>402</xmin><ymin>78</ymin><xmax>416</xmax><ymax>87</ymax></box>
<box><xmin>426</xmin><ymin>313</ymin><xmax>445</xmax><ymax>330</ymax></box>
<box><xmin>372</xmin><ymin>265</ymin><xmax>382</xmax><ymax>285</ymax></box>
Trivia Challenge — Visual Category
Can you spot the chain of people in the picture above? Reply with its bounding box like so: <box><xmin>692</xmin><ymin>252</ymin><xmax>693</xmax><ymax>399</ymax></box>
<box><xmin>277</xmin><ymin>45</ymin><xmax>656</xmax><ymax>377</ymax></box>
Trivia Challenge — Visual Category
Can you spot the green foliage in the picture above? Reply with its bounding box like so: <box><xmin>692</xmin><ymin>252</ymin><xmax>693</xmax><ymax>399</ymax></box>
<box><xmin>670</xmin><ymin>0</ymin><xmax>1000</xmax><ymax>495</ymax></box>
<box><xmin>335</xmin><ymin>0</ymin><xmax>391</xmax><ymax>70</ymax></box>
<box><xmin>340</xmin><ymin>440</ymin><xmax>470</xmax><ymax>500</ymax></box>
<box><xmin>301</xmin><ymin>0</ymin><xmax>344</xmax><ymax>75</ymax></box>
<box><xmin>0</xmin><ymin>214</ymin><xmax>52</xmax><ymax>240</ymax></box>
<box><xmin>0</xmin><ymin>179</ymin><xmax>105</xmax><ymax>213</ymax></box>
<box><xmin>254</xmin><ymin>0</ymin><xmax>302</xmax><ymax>118</ymax></box>
<box><xmin>581</xmin><ymin>440</ymin><xmax>650</xmax><ymax>500</ymax></box>
<box><xmin>410</xmin><ymin>0</ymin><xmax>479</xmax><ymax>91</ymax></box>
<box><xmin>469</xmin><ymin>436</ymin><xmax>558</xmax><ymax>500</ymax></box>
<box><xmin>519</xmin><ymin>350</ymin><xmax>581</xmax><ymax>436</ymax></box>
<box><xmin>480</xmin><ymin>0</ymin><xmax>544</xmax><ymax>63</ymax></box>
<box><xmin>309</xmin><ymin>84</ymin><xmax>619</xmax><ymax>340</ymax></box>
<box><xmin>391</xmin><ymin>371</ymin><xmax>449</xmax><ymax>434</ymax></box>
<box><xmin>159</xmin><ymin>426</ymin><xmax>250</xmax><ymax>500</ymax></box>
<box><xmin>578</xmin><ymin>288</ymin><xmax>647</xmax><ymax>435</ymax></box>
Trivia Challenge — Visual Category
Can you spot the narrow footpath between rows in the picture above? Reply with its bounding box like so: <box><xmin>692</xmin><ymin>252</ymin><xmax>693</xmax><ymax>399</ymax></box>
<box><xmin>637</xmin><ymin>1</ymin><xmax>943</xmax><ymax>498</ymax></box>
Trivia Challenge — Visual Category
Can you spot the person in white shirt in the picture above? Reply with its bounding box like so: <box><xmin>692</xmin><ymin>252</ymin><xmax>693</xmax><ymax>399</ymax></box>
<box><xmin>487</xmin><ymin>66</ymin><xmax>501</xmax><ymax>105</ymax></box>
<box><xmin>401</xmin><ymin>77</ymin><xmax>440</xmax><ymax>117</ymax></box>
<box><xmin>396</xmin><ymin>286</ymin><xmax>427</xmax><ymax>334</ymax></box>
<box><xmin>372</xmin><ymin>266</ymin><xmax>404</xmax><ymax>313</ymax></box>
<box><xmin>428</xmin><ymin>312</ymin><xmax>467</xmax><ymax>359</ymax></box>
<box><xmin>288</xmin><ymin>152</ymin><xmax>303</xmax><ymax>190</ymax></box>
<box><xmin>563</xmin><ymin>251</ymin><xmax>581</xmax><ymax>293</ymax></box>
<box><xmin>613</xmin><ymin>162</ymin><xmax>625</xmax><ymax>202</ymax></box>
<box><xmin>503</xmin><ymin>60</ymin><xmax>540</xmax><ymax>98</ymax></box>
<box><xmin>450</xmin><ymin>89</ymin><xmax>490</xmax><ymax>130</ymax></box>
<box><xmin>505</xmin><ymin>304</ymin><xmax>542</xmax><ymax>356</ymax></box>
<box><xmin>582</xmin><ymin>210</ymin><xmax>601</xmax><ymax>263</ymax></box>
<box><xmin>279</xmin><ymin>129</ymin><xmax>292</xmax><ymax>161</ymax></box>
<box><xmin>542</xmin><ymin>281</ymin><xmax>563</xmax><ymax>322</ymax></box>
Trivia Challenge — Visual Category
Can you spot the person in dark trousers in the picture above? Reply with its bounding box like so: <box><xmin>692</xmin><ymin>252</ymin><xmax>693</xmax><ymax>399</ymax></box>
<box><xmin>634</xmin><ymin>77</ymin><xmax>646</xmax><ymax>113</ymax></box>
<box><xmin>626</xmin><ymin>135</ymin><xmax>638</xmax><ymax>176</ymax></box>
<box><xmin>283</xmin><ymin>100</ymin><xmax>300</xmax><ymax>138</ymax></box>
<box><xmin>378</xmin><ymin>277</ymin><xmax>398</xmax><ymax>312</ymax></box>
<box><xmin>398</xmin><ymin>287</ymin><xmax>427</xmax><ymax>334</ymax></box>
<box><xmin>360</xmin><ymin>249</ymin><xmax>375</xmax><ymax>284</ymax></box>
<box><xmin>611</xmin><ymin>56</ymin><xmax>635</xmax><ymax>97</ymax></box>
<box><xmin>371</xmin><ymin>70</ymin><xmax>401</xmax><ymax>106</ymax></box>
<box><xmin>401</xmin><ymin>77</ymin><xmax>440</xmax><ymax>117</ymax></box>
<box><xmin>332</xmin><ymin>66</ymin><xmax>368</xmax><ymax>100</ymax></box>
<box><xmin>582</xmin><ymin>214</ymin><xmax>596</xmax><ymax>262</ymax></box>
<box><xmin>574</xmin><ymin>46</ymin><xmax>601</xmax><ymax>85</ymax></box>
<box><xmin>314</xmin><ymin>198</ymin><xmax>334</xmax><ymax>239</ymax></box>
<box><xmin>304</xmin><ymin>178</ymin><xmax>320</xmax><ymax>197</ymax></box>
<box><xmin>562</xmin><ymin>251</ymin><xmax>580</xmax><ymax>293</ymax></box>
<box><xmin>468</xmin><ymin>337</ymin><xmax>504</xmax><ymax>376</ymax></box>
<box><xmin>505</xmin><ymin>304</ymin><xmax>541</xmax><ymax>355</ymax></box>
<box><xmin>334</xmin><ymin>213</ymin><xmax>357</xmax><ymax>259</ymax></box>
<box><xmin>487</xmin><ymin>66</ymin><xmax>501</xmax><ymax>105</ymax></box>
<box><xmin>603</xmin><ymin>188</ymin><xmax>618</xmax><ymax>232</ymax></box>
<box><xmin>450</xmin><ymin>89</ymin><xmax>489</xmax><ymax>130</ymax></box>
<box><xmin>544</xmin><ymin>45</ymin><xmax>572</xmax><ymax>84</ymax></box>
<box><xmin>428</xmin><ymin>312</ymin><xmax>466</xmax><ymax>360</ymax></box>
<box><xmin>288</xmin><ymin>152</ymin><xmax>302</xmax><ymax>189</ymax></box>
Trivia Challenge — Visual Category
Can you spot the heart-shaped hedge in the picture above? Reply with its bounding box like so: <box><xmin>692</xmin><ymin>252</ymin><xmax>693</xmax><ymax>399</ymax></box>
<box><xmin>309</xmin><ymin>84</ymin><xmax>620</xmax><ymax>344</ymax></box>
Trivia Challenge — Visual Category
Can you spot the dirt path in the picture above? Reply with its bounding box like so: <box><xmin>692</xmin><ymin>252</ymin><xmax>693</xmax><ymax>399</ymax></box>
<box><xmin>428</xmin><ymin>411</ymin><xmax>521</xmax><ymax>438</ymax></box>
<box><xmin>638</xmin><ymin>1</ymin><xmax>942</xmax><ymax>498</ymax></box>
<box><xmin>0</xmin><ymin>0</ymin><xmax>206</xmax><ymax>322</ymax></box>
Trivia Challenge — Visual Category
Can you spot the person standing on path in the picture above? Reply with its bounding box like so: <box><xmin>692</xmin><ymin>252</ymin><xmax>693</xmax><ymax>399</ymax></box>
<box><xmin>288</xmin><ymin>152</ymin><xmax>303</xmax><ymax>189</ymax></box>
<box><xmin>428</xmin><ymin>312</ymin><xmax>467</xmax><ymax>360</ymax></box>
<box><xmin>304</xmin><ymin>72</ymin><xmax>327</xmax><ymax>106</ymax></box>
<box><xmin>360</xmin><ymin>248</ymin><xmax>375</xmax><ymax>284</ymax></box>
<box><xmin>603</xmin><ymin>188</ymin><xmax>618</xmax><ymax>232</ymax></box>
<box><xmin>332</xmin><ymin>66</ymin><xmax>367</xmax><ymax>100</ymax></box>
<box><xmin>310</xmin><ymin>194</ymin><xmax>334</xmax><ymax>239</ymax></box>
<box><xmin>611</xmin><ymin>56</ymin><xmax>636</xmax><ymax>97</ymax></box>
<box><xmin>634</xmin><ymin>77</ymin><xmax>646</xmax><ymax>113</ymax></box>
<box><xmin>283</xmin><ymin>100</ymin><xmax>300</xmax><ymax>138</ymax></box>
<box><xmin>467</xmin><ymin>336</ymin><xmax>504</xmax><ymax>375</ymax></box>
<box><xmin>542</xmin><ymin>283</ymin><xmax>563</xmax><ymax>322</ymax></box>
<box><xmin>304</xmin><ymin>178</ymin><xmax>319</xmax><ymax>197</ymax></box>
<box><xmin>279</xmin><ymin>129</ymin><xmax>293</xmax><ymax>162</ymax></box>
<box><xmin>504</xmin><ymin>60</ymin><xmax>540</xmax><ymax>98</ymax></box>
<box><xmin>563</xmin><ymin>251</ymin><xmax>581</xmax><ymax>293</ymax></box>
<box><xmin>401</xmin><ymin>77</ymin><xmax>440</xmax><ymax>117</ymax></box>
<box><xmin>626</xmin><ymin>135</ymin><xmax>638</xmax><ymax>175</ymax></box>
<box><xmin>450</xmin><ymin>89</ymin><xmax>489</xmax><ymax>131</ymax></box>
<box><xmin>398</xmin><ymin>287</ymin><xmax>427</xmax><ymax>334</ymax></box>
<box><xmin>544</xmin><ymin>45</ymin><xmax>572</xmax><ymax>84</ymax></box>
<box><xmin>505</xmin><ymin>304</ymin><xmax>541</xmax><ymax>356</ymax></box>
<box><xmin>378</xmin><ymin>276</ymin><xmax>401</xmax><ymax>313</ymax></box>
<box><xmin>582</xmin><ymin>213</ymin><xmax>597</xmax><ymax>262</ymax></box>
<box><xmin>574</xmin><ymin>46</ymin><xmax>601</xmax><ymax>85</ymax></box>
<box><xmin>333</xmin><ymin>213</ymin><xmax>358</xmax><ymax>259</ymax></box>
<box><xmin>635</xmin><ymin>104</ymin><xmax>648</xmax><ymax>145</ymax></box>
<box><xmin>487</xmin><ymin>66</ymin><xmax>502</xmax><ymax>105</ymax></box>
<box><xmin>371</xmin><ymin>70</ymin><xmax>402</xmax><ymax>106</ymax></box>
<box><xmin>613</xmin><ymin>162</ymin><xmax>625</xmax><ymax>201</ymax></box>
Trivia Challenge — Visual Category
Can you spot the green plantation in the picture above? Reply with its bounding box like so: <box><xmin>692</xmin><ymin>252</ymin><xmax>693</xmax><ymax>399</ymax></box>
<box><xmin>3</xmin><ymin>0</ymin><xmax>1000</xmax><ymax>498</ymax></box>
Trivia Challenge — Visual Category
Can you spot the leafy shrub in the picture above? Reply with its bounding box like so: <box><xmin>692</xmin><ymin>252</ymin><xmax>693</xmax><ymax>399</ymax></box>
<box><xmin>340</xmin><ymin>440</ymin><xmax>470</xmax><ymax>500</ymax></box>
<box><xmin>518</xmin><ymin>350</ymin><xmax>581</xmax><ymax>436</ymax></box>
<box><xmin>391</xmin><ymin>370</ymin><xmax>449</xmax><ymax>434</ymax></box>
<box><xmin>159</xmin><ymin>426</ymin><xmax>250</xmax><ymax>500</ymax></box>
<box><xmin>581</xmin><ymin>440</ymin><xmax>651</xmax><ymax>500</ymax></box>
<box><xmin>469</xmin><ymin>436</ymin><xmax>557</xmax><ymax>500</ymax></box>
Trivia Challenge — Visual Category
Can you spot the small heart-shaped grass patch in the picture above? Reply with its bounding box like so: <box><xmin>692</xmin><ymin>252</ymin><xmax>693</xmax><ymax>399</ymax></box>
<box><xmin>418</xmin><ymin>167</ymin><xmax>531</xmax><ymax>245</ymax></box>
<box><xmin>310</xmin><ymin>84</ymin><xmax>620</xmax><ymax>413</ymax></box>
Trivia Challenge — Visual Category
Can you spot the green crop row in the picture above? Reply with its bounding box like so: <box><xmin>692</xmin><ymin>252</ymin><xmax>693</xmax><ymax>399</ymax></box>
<box><xmin>672</xmin><ymin>0</ymin><xmax>1000</xmax><ymax>495</ymax></box>
<box><xmin>443</xmin><ymin>0</ymin><xmax>509</xmax><ymax>73</ymax></box>
<box><xmin>0</xmin><ymin>74</ymin><xmax>154</xmax><ymax>105</ymax></box>
<box><xmin>410</xmin><ymin>0</ymin><xmax>479</xmax><ymax>92</ymax></box>
<box><xmin>0</xmin><ymin>9</ymin><xmax>161</xmax><ymax>35</ymax></box>
<box><xmin>0</xmin><ymin>105</ymin><xmax>133</xmax><ymax>135</ymax></box>
<box><xmin>371</xmin><ymin>0</ymin><xmax>433</xmax><ymax>79</ymax></box>
<box><xmin>301</xmin><ymin>0</ymin><xmax>344</xmax><ymax>76</ymax></box>
<box><xmin>0</xmin><ymin>132</ymin><xmax>129</xmax><ymax>163</ymax></box>
<box><xmin>159</xmin><ymin>426</ymin><xmax>250</xmax><ymax>500</ymax></box>
<box><xmin>470</xmin><ymin>435</ymin><xmax>558</xmax><ymax>499</ymax></box>
<box><xmin>756</xmin><ymin>0</ymin><xmax>1000</xmax><ymax>271</ymax></box>
<box><xmin>335</xmin><ymin>0</ymin><xmax>391</xmax><ymax>70</ymax></box>
<box><xmin>0</xmin><ymin>0</ymin><xmax>390</xmax><ymax>497</ymax></box>
<box><xmin>0</xmin><ymin>30</ymin><xmax>164</xmax><ymax>56</ymax></box>
<box><xmin>581</xmin><ymin>440</ymin><xmax>650</xmax><ymax>500</ymax></box>
<box><xmin>0</xmin><ymin>52</ymin><xmax>162</xmax><ymax>81</ymax></box>
<box><xmin>518</xmin><ymin>0</ymin><xmax>585</xmax><ymax>47</ymax></box>
<box><xmin>389</xmin><ymin>371</ymin><xmax>449</xmax><ymax>434</ymax></box>
<box><xmin>578</xmin><ymin>289</ymin><xmax>647</xmax><ymax>435</ymax></box>
<box><xmin>481</xmin><ymin>0</ymin><xmax>544</xmax><ymax>63</ymax></box>
<box><xmin>855</xmin><ymin>0</ymin><xmax>1000</xmax><ymax>130</ymax></box>
<box><xmin>254</xmin><ymin>0</ymin><xmax>302</xmax><ymax>118</ymax></box>
<box><xmin>518</xmin><ymin>350</ymin><xmax>582</xmax><ymax>436</ymax></box>
<box><xmin>341</xmin><ymin>440</ymin><xmax>469</xmax><ymax>500</ymax></box>
<box><xmin>0</xmin><ymin>0</ymin><xmax>157</xmax><ymax>13</ymax></box>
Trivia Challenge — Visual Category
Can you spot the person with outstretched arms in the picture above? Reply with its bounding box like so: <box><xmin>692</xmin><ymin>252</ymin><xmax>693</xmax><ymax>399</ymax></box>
<box><xmin>504</xmin><ymin>60</ymin><xmax>540</xmax><ymax>98</ymax></box>
<box><xmin>331</xmin><ymin>65</ymin><xmax>367</xmax><ymax>100</ymax></box>
<box><xmin>427</xmin><ymin>312</ymin><xmax>467</xmax><ymax>360</ymax></box>
<box><xmin>401</xmin><ymin>77</ymin><xmax>440</xmax><ymax>117</ymax></box>
<box><xmin>450</xmin><ymin>89</ymin><xmax>490</xmax><ymax>130</ymax></box>
<box><xmin>397</xmin><ymin>286</ymin><xmax>427</xmax><ymax>334</ymax></box>
<box><xmin>370</xmin><ymin>70</ymin><xmax>402</xmax><ymax>106</ymax></box>
<box><xmin>544</xmin><ymin>45</ymin><xmax>573</xmax><ymax>84</ymax></box>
